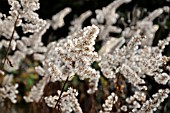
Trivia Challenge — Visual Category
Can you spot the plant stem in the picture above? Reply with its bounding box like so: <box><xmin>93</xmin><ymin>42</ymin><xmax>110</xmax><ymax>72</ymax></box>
<box><xmin>53</xmin><ymin>75</ymin><xmax>69</xmax><ymax>113</ymax></box>
<box><xmin>2</xmin><ymin>14</ymin><xmax>19</xmax><ymax>69</ymax></box>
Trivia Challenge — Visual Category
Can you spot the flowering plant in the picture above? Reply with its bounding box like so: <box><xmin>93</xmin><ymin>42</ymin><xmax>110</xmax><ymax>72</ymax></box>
<box><xmin>0</xmin><ymin>0</ymin><xmax>170</xmax><ymax>113</ymax></box>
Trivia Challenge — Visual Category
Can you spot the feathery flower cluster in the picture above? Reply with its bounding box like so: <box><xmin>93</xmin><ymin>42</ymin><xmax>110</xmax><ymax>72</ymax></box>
<box><xmin>122</xmin><ymin>7</ymin><xmax>169</xmax><ymax>46</ymax></box>
<box><xmin>99</xmin><ymin>92</ymin><xmax>118</xmax><ymax>112</ymax></box>
<box><xmin>37</xmin><ymin>25</ymin><xmax>100</xmax><ymax>94</ymax></box>
<box><xmin>99</xmin><ymin>35</ymin><xmax>170</xmax><ymax>90</ymax></box>
<box><xmin>0</xmin><ymin>0</ymin><xmax>49</xmax><ymax>72</ymax></box>
<box><xmin>91</xmin><ymin>0</ymin><xmax>131</xmax><ymax>40</ymax></box>
<box><xmin>8</xmin><ymin>0</ymin><xmax>46</xmax><ymax>33</ymax></box>
<box><xmin>132</xmin><ymin>89</ymin><xmax>170</xmax><ymax>113</ymax></box>
<box><xmin>24</xmin><ymin>76</ymin><xmax>50</xmax><ymax>102</ymax></box>
<box><xmin>69</xmin><ymin>10</ymin><xmax>92</xmax><ymax>34</ymax></box>
<box><xmin>0</xmin><ymin>0</ymin><xmax>170</xmax><ymax>112</ymax></box>
<box><xmin>25</xmin><ymin>25</ymin><xmax>101</xmax><ymax>103</ymax></box>
<box><xmin>0</xmin><ymin>75</ymin><xmax>18</xmax><ymax>103</ymax></box>
<box><xmin>44</xmin><ymin>87</ymin><xmax>82</xmax><ymax>113</ymax></box>
<box><xmin>51</xmin><ymin>7</ymin><xmax>72</xmax><ymax>30</ymax></box>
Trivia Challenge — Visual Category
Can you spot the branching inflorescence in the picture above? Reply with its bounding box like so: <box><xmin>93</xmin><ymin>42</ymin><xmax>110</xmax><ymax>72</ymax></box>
<box><xmin>0</xmin><ymin>0</ymin><xmax>170</xmax><ymax>113</ymax></box>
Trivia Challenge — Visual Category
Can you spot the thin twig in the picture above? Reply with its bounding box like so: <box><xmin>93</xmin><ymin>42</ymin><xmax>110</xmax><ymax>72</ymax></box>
<box><xmin>2</xmin><ymin>14</ymin><xmax>19</xmax><ymax>69</ymax></box>
<box><xmin>53</xmin><ymin>75</ymin><xmax>69</xmax><ymax>113</ymax></box>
